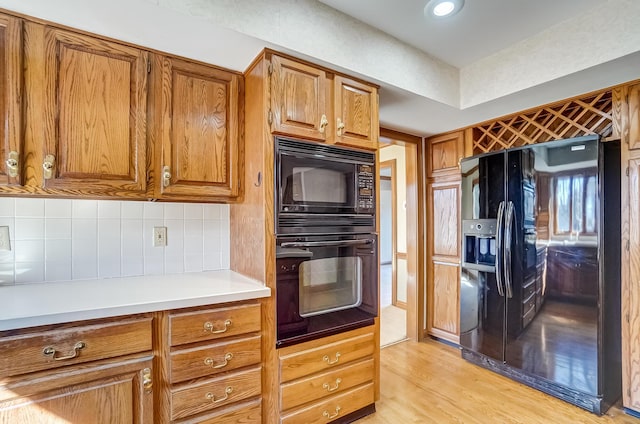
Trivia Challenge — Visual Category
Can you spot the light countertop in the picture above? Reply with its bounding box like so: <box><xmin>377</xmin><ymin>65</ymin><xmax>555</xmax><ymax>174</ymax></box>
<box><xmin>0</xmin><ymin>270</ymin><xmax>270</xmax><ymax>331</ymax></box>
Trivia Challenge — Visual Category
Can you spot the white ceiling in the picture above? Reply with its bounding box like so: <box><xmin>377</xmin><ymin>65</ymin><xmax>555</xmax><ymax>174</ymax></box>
<box><xmin>3</xmin><ymin>0</ymin><xmax>640</xmax><ymax>138</ymax></box>
<box><xmin>318</xmin><ymin>0</ymin><xmax>602</xmax><ymax>68</ymax></box>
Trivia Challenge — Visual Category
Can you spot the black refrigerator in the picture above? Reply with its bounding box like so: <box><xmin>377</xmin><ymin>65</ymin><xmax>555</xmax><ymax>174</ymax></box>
<box><xmin>459</xmin><ymin>135</ymin><xmax>621</xmax><ymax>414</ymax></box>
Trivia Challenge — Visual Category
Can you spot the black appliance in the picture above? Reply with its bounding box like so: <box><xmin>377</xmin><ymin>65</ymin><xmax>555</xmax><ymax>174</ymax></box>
<box><xmin>459</xmin><ymin>136</ymin><xmax>621</xmax><ymax>414</ymax></box>
<box><xmin>275</xmin><ymin>136</ymin><xmax>375</xmax><ymax>234</ymax></box>
<box><xmin>274</xmin><ymin>137</ymin><xmax>378</xmax><ymax>348</ymax></box>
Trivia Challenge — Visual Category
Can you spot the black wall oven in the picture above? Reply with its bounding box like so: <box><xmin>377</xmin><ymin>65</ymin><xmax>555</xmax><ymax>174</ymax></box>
<box><xmin>274</xmin><ymin>137</ymin><xmax>378</xmax><ymax>348</ymax></box>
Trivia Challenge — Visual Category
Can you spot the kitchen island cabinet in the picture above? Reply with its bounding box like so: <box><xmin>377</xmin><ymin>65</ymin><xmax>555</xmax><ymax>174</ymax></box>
<box><xmin>269</xmin><ymin>52</ymin><xmax>378</xmax><ymax>150</ymax></box>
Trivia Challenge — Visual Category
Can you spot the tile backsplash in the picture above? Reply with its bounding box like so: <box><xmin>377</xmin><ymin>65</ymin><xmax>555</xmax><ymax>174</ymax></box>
<box><xmin>0</xmin><ymin>198</ymin><xmax>230</xmax><ymax>285</ymax></box>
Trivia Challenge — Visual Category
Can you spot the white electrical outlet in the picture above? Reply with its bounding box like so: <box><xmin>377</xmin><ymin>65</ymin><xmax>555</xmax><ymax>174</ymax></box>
<box><xmin>0</xmin><ymin>226</ymin><xmax>10</xmax><ymax>251</ymax></box>
<box><xmin>153</xmin><ymin>226</ymin><xmax>167</xmax><ymax>247</ymax></box>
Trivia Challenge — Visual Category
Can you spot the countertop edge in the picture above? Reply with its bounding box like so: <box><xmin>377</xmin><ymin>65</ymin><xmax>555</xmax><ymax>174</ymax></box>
<box><xmin>0</xmin><ymin>271</ymin><xmax>271</xmax><ymax>332</ymax></box>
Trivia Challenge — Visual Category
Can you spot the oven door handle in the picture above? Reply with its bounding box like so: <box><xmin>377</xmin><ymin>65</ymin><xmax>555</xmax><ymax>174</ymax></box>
<box><xmin>280</xmin><ymin>239</ymin><xmax>374</xmax><ymax>248</ymax></box>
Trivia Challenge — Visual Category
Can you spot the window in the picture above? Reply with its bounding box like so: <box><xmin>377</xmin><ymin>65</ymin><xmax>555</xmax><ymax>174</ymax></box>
<box><xmin>554</xmin><ymin>173</ymin><xmax>597</xmax><ymax>235</ymax></box>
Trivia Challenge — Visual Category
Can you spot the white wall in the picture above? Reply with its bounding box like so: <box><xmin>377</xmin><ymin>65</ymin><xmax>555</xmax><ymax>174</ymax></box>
<box><xmin>0</xmin><ymin>198</ymin><xmax>230</xmax><ymax>285</ymax></box>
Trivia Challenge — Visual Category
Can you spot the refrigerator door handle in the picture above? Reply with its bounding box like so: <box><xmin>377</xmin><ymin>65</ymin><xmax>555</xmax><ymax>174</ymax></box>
<box><xmin>504</xmin><ymin>201</ymin><xmax>515</xmax><ymax>299</ymax></box>
<box><xmin>495</xmin><ymin>201</ymin><xmax>506</xmax><ymax>297</ymax></box>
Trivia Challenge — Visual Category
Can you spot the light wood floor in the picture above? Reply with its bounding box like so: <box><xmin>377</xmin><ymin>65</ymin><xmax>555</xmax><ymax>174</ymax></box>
<box><xmin>357</xmin><ymin>339</ymin><xmax>639</xmax><ymax>424</ymax></box>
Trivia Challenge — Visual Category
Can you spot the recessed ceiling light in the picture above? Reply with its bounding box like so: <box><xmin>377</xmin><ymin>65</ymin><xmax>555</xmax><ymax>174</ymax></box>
<box><xmin>424</xmin><ymin>0</ymin><xmax>464</xmax><ymax>18</ymax></box>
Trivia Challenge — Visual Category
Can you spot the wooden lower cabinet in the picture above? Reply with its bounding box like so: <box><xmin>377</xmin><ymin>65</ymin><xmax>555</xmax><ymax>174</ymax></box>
<box><xmin>0</xmin><ymin>316</ymin><xmax>154</xmax><ymax>423</ymax></box>
<box><xmin>157</xmin><ymin>301</ymin><xmax>263</xmax><ymax>423</ymax></box>
<box><xmin>278</xmin><ymin>326</ymin><xmax>376</xmax><ymax>423</ymax></box>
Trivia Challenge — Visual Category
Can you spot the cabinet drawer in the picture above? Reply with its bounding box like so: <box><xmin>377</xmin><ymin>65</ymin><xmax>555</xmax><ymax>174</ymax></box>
<box><xmin>281</xmin><ymin>358</ymin><xmax>374</xmax><ymax>411</ymax></box>
<box><xmin>174</xmin><ymin>399</ymin><xmax>261</xmax><ymax>424</ymax></box>
<box><xmin>279</xmin><ymin>331</ymin><xmax>374</xmax><ymax>383</ymax></box>
<box><xmin>171</xmin><ymin>366</ymin><xmax>261</xmax><ymax>420</ymax></box>
<box><xmin>169</xmin><ymin>303</ymin><xmax>260</xmax><ymax>346</ymax></box>
<box><xmin>0</xmin><ymin>317</ymin><xmax>152</xmax><ymax>378</ymax></box>
<box><xmin>280</xmin><ymin>382</ymin><xmax>374</xmax><ymax>424</ymax></box>
<box><xmin>170</xmin><ymin>335</ymin><xmax>261</xmax><ymax>383</ymax></box>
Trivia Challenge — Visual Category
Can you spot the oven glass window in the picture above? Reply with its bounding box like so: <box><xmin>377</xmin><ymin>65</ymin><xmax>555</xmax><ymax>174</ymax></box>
<box><xmin>299</xmin><ymin>256</ymin><xmax>362</xmax><ymax>317</ymax></box>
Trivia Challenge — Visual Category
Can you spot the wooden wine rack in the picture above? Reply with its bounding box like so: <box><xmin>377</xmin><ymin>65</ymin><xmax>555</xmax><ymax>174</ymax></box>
<box><xmin>470</xmin><ymin>90</ymin><xmax>613</xmax><ymax>155</ymax></box>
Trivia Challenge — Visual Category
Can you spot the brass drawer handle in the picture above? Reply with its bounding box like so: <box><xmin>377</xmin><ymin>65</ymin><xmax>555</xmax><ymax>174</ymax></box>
<box><xmin>205</xmin><ymin>386</ymin><xmax>232</xmax><ymax>403</ymax></box>
<box><xmin>336</xmin><ymin>118</ymin><xmax>345</xmax><ymax>137</ymax></box>
<box><xmin>203</xmin><ymin>319</ymin><xmax>232</xmax><ymax>334</ymax></box>
<box><xmin>5</xmin><ymin>151</ymin><xmax>18</xmax><ymax>178</ymax></box>
<box><xmin>322</xmin><ymin>352</ymin><xmax>341</xmax><ymax>365</ymax></box>
<box><xmin>142</xmin><ymin>367</ymin><xmax>153</xmax><ymax>393</ymax></box>
<box><xmin>43</xmin><ymin>341</ymin><xmax>86</xmax><ymax>361</ymax></box>
<box><xmin>322</xmin><ymin>377</ymin><xmax>342</xmax><ymax>393</ymax></box>
<box><xmin>319</xmin><ymin>114</ymin><xmax>328</xmax><ymax>133</ymax></box>
<box><xmin>322</xmin><ymin>406</ymin><xmax>341</xmax><ymax>420</ymax></box>
<box><xmin>204</xmin><ymin>353</ymin><xmax>233</xmax><ymax>369</ymax></box>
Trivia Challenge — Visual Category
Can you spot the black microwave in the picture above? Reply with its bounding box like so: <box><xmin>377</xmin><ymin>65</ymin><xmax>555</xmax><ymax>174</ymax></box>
<box><xmin>275</xmin><ymin>137</ymin><xmax>375</xmax><ymax>234</ymax></box>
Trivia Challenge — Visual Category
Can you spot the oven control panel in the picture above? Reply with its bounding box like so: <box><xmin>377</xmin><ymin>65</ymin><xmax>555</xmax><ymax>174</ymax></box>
<box><xmin>357</xmin><ymin>164</ymin><xmax>375</xmax><ymax>212</ymax></box>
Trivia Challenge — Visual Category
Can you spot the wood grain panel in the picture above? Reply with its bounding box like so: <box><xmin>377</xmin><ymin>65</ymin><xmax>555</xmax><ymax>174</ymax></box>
<box><xmin>280</xmin><ymin>382</ymin><xmax>374</xmax><ymax>424</ymax></box>
<box><xmin>230</xmin><ymin>53</ymin><xmax>278</xmax><ymax>424</ymax></box>
<box><xmin>628</xmin><ymin>84</ymin><xmax>640</xmax><ymax>151</ymax></box>
<box><xmin>625</xmin><ymin>158</ymin><xmax>640</xmax><ymax>411</ymax></box>
<box><xmin>280</xmin><ymin>358</ymin><xmax>374</xmax><ymax>411</ymax></box>
<box><xmin>0</xmin><ymin>14</ymin><xmax>22</xmax><ymax>187</ymax></box>
<box><xmin>183</xmin><ymin>399</ymin><xmax>261</xmax><ymax>424</ymax></box>
<box><xmin>0</xmin><ymin>317</ymin><xmax>152</xmax><ymax>378</ymax></box>
<box><xmin>427</xmin><ymin>131</ymin><xmax>463</xmax><ymax>175</ymax></box>
<box><xmin>170</xmin><ymin>366</ymin><xmax>261</xmax><ymax>420</ymax></box>
<box><xmin>270</xmin><ymin>54</ymin><xmax>326</xmax><ymax>141</ymax></box>
<box><xmin>169</xmin><ymin>303</ymin><xmax>260</xmax><ymax>347</ymax></box>
<box><xmin>430</xmin><ymin>262</ymin><xmax>460</xmax><ymax>337</ymax></box>
<box><xmin>334</xmin><ymin>75</ymin><xmax>377</xmax><ymax>150</ymax></box>
<box><xmin>36</xmin><ymin>25</ymin><xmax>148</xmax><ymax>194</ymax></box>
<box><xmin>279</xmin><ymin>329</ymin><xmax>374</xmax><ymax>383</ymax></box>
<box><xmin>431</xmin><ymin>182</ymin><xmax>460</xmax><ymax>257</ymax></box>
<box><xmin>0</xmin><ymin>354</ymin><xmax>153</xmax><ymax>424</ymax></box>
<box><xmin>157</xmin><ymin>55</ymin><xmax>242</xmax><ymax>199</ymax></box>
<box><xmin>170</xmin><ymin>335</ymin><xmax>261</xmax><ymax>383</ymax></box>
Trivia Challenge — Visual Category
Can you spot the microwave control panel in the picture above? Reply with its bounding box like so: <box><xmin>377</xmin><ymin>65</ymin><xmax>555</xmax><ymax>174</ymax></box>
<box><xmin>357</xmin><ymin>164</ymin><xmax>375</xmax><ymax>212</ymax></box>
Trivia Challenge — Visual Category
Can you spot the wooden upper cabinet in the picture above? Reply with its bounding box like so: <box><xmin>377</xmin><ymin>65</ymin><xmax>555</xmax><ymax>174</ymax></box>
<box><xmin>334</xmin><ymin>75</ymin><xmax>378</xmax><ymax>150</ymax></box>
<box><xmin>155</xmin><ymin>56</ymin><xmax>242</xmax><ymax>200</ymax></box>
<box><xmin>269</xmin><ymin>53</ymin><xmax>379</xmax><ymax>149</ymax></box>
<box><xmin>0</xmin><ymin>14</ymin><xmax>22</xmax><ymax>188</ymax></box>
<box><xmin>427</xmin><ymin>131</ymin><xmax>464</xmax><ymax>176</ymax></box>
<box><xmin>23</xmin><ymin>23</ymin><xmax>148</xmax><ymax>197</ymax></box>
<box><xmin>270</xmin><ymin>55</ymin><xmax>328</xmax><ymax>141</ymax></box>
<box><xmin>627</xmin><ymin>83</ymin><xmax>640</xmax><ymax>150</ymax></box>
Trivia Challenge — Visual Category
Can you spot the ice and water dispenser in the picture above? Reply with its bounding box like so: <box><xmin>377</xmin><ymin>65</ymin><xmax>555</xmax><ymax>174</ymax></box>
<box><xmin>463</xmin><ymin>219</ymin><xmax>497</xmax><ymax>271</ymax></box>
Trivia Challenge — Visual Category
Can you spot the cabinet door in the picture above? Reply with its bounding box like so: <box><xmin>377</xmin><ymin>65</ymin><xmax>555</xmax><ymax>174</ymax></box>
<box><xmin>427</xmin><ymin>132</ymin><xmax>464</xmax><ymax>176</ymax></box>
<box><xmin>25</xmin><ymin>24</ymin><xmax>148</xmax><ymax>197</ymax></box>
<box><xmin>628</xmin><ymin>84</ymin><xmax>640</xmax><ymax>150</ymax></box>
<box><xmin>0</xmin><ymin>14</ymin><xmax>22</xmax><ymax>188</ymax></box>
<box><xmin>0</xmin><ymin>355</ymin><xmax>153</xmax><ymax>423</ymax></box>
<box><xmin>157</xmin><ymin>56</ymin><xmax>241</xmax><ymax>199</ymax></box>
<box><xmin>427</xmin><ymin>179</ymin><xmax>460</xmax><ymax>343</ymax></box>
<box><xmin>624</xmin><ymin>158</ymin><xmax>640</xmax><ymax>411</ymax></box>
<box><xmin>334</xmin><ymin>75</ymin><xmax>378</xmax><ymax>150</ymax></box>
<box><xmin>270</xmin><ymin>55</ymin><xmax>328</xmax><ymax>141</ymax></box>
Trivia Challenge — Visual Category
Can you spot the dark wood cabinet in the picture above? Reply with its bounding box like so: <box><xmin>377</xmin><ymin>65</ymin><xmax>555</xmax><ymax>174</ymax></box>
<box><xmin>545</xmin><ymin>246</ymin><xmax>598</xmax><ymax>304</ymax></box>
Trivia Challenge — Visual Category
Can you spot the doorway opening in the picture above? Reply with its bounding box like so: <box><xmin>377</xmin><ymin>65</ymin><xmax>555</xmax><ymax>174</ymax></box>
<box><xmin>379</xmin><ymin>129</ymin><xmax>422</xmax><ymax>347</ymax></box>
